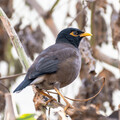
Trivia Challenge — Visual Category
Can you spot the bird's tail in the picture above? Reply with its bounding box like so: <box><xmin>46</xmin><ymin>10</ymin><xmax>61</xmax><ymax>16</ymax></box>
<box><xmin>13</xmin><ymin>79</ymin><xmax>32</xmax><ymax>93</ymax></box>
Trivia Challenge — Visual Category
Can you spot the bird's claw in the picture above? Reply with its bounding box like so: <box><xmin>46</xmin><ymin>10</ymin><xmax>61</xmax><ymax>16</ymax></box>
<box><xmin>64</xmin><ymin>101</ymin><xmax>74</xmax><ymax>113</ymax></box>
<box><xmin>45</xmin><ymin>97</ymin><xmax>57</xmax><ymax>105</ymax></box>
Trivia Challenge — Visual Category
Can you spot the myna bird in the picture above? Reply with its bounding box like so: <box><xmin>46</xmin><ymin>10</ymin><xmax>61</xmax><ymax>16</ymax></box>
<box><xmin>13</xmin><ymin>28</ymin><xmax>92</xmax><ymax>111</ymax></box>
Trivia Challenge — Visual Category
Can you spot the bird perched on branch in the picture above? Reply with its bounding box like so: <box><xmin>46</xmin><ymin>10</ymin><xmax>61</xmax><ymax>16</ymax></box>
<box><xmin>14</xmin><ymin>28</ymin><xmax>92</xmax><ymax>111</ymax></box>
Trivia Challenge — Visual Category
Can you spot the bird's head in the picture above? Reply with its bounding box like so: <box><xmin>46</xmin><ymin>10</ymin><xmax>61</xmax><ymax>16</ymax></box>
<box><xmin>56</xmin><ymin>28</ymin><xmax>92</xmax><ymax>48</ymax></box>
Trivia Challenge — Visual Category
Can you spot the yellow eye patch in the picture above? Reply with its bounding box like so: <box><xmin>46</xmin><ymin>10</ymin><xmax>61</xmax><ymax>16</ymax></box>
<box><xmin>70</xmin><ymin>31</ymin><xmax>79</xmax><ymax>37</ymax></box>
<box><xmin>70</xmin><ymin>31</ymin><xmax>92</xmax><ymax>37</ymax></box>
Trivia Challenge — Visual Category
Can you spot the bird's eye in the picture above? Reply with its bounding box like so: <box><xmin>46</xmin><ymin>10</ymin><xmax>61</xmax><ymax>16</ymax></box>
<box><xmin>73</xmin><ymin>31</ymin><xmax>79</xmax><ymax>35</ymax></box>
<box><xmin>70</xmin><ymin>31</ymin><xmax>79</xmax><ymax>37</ymax></box>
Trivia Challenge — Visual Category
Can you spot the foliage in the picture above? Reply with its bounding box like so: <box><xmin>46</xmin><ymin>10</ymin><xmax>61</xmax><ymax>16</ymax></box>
<box><xmin>16</xmin><ymin>114</ymin><xmax>36</xmax><ymax>120</ymax></box>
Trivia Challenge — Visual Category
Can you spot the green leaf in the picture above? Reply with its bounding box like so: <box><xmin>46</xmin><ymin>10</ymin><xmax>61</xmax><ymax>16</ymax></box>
<box><xmin>16</xmin><ymin>113</ymin><xmax>36</xmax><ymax>120</ymax></box>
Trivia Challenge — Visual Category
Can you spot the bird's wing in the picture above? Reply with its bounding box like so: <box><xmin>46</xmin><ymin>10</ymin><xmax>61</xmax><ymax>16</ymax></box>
<box><xmin>13</xmin><ymin>55</ymin><xmax>59</xmax><ymax>92</ymax></box>
<box><xmin>28</xmin><ymin>55</ymin><xmax>59</xmax><ymax>80</ymax></box>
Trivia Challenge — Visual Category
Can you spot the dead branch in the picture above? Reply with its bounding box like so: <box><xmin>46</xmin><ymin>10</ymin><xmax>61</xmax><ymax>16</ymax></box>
<box><xmin>0</xmin><ymin>73</ymin><xmax>26</xmax><ymax>81</ymax></box>
<box><xmin>48</xmin><ymin>0</ymin><xmax>60</xmax><ymax>15</ymax></box>
<box><xmin>93</xmin><ymin>47</ymin><xmax>120</xmax><ymax>68</ymax></box>
<box><xmin>4</xmin><ymin>93</ymin><xmax>16</xmax><ymax>120</ymax></box>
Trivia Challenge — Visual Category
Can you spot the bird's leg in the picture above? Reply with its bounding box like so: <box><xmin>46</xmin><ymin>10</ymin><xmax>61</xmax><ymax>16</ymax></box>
<box><xmin>54</xmin><ymin>82</ymin><xmax>74</xmax><ymax>112</ymax></box>
<box><xmin>57</xmin><ymin>94</ymin><xmax>60</xmax><ymax>102</ymax></box>
<box><xmin>54</xmin><ymin>82</ymin><xmax>61</xmax><ymax>102</ymax></box>
<box><xmin>36</xmin><ymin>87</ymin><xmax>56</xmax><ymax>105</ymax></box>
<box><xmin>40</xmin><ymin>90</ymin><xmax>56</xmax><ymax>105</ymax></box>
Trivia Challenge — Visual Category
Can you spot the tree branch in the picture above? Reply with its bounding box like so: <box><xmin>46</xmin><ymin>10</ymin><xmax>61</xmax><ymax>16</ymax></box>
<box><xmin>0</xmin><ymin>8</ymin><xmax>30</xmax><ymax>71</ymax></box>
<box><xmin>48</xmin><ymin>0</ymin><xmax>60</xmax><ymax>15</ymax></box>
<box><xmin>4</xmin><ymin>93</ymin><xmax>16</xmax><ymax>120</ymax></box>
<box><xmin>0</xmin><ymin>73</ymin><xmax>26</xmax><ymax>81</ymax></box>
<box><xmin>93</xmin><ymin>47</ymin><xmax>120</xmax><ymax>68</ymax></box>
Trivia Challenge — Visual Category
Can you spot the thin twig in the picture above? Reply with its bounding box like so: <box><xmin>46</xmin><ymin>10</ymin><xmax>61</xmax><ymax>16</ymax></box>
<box><xmin>67</xmin><ymin>6</ymin><xmax>87</xmax><ymax>27</ymax></box>
<box><xmin>48</xmin><ymin>0</ymin><xmax>60</xmax><ymax>15</ymax></box>
<box><xmin>65</xmin><ymin>77</ymin><xmax>105</xmax><ymax>102</ymax></box>
<box><xmin>47</xmin><ymin>77</ymin><xmax>105</xmax><ymax>102</ymax></box>
<box><xmin>0</xmin><ymin>73</ymin><xmax>26</xmax><ymax>80</ymax></box>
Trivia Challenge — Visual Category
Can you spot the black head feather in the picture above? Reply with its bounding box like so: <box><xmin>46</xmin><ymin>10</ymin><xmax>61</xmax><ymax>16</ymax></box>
<box><xmin>56</xmin><ymin>28</ymin><xmax>84</xmax><ymax>48</ymax></box>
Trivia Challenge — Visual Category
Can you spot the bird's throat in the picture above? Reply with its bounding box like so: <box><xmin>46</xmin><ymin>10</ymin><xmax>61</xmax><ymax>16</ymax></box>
<box><xmin>56</xmin><ymin>38</ymin><xmax>80</xmax><ymax>48</ymax></box>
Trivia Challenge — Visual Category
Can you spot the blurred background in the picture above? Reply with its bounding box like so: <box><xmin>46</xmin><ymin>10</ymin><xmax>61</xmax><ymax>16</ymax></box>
<box><xmin>0</xmin><ymin>0</ymin><xmax>120</xmax><ymax>119</ymax></box>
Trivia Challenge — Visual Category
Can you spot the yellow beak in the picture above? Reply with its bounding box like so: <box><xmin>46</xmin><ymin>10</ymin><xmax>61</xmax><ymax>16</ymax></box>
<box><xmin>80</xmin><ymin>33</ymin><xmax>92</xmax><ymax>37</ymax></box>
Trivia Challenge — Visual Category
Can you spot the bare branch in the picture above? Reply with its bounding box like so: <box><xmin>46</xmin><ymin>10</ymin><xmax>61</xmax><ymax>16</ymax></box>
<box><xmin>48</xmin><ymin>0</ymin><xmax>60</xmax><ymax>15</ymax></box>
<box><xmin>93</xmin><ymin>47</ymin><xmax>120</xmax><ymax>68</ymax></box>
<box><xmin>4</xmin><ymin>93</ymin><xmax>16</xmax><ymax>120</ymax></box>
<box><xmin>0</xmin><ymin>73</ymin><xmax>26</xmax><ymax>81</ymax></box>
<box><xmin>65</xmin><ymin>77</ymin><xmax>105</xmax><ymax>102</ymax></box>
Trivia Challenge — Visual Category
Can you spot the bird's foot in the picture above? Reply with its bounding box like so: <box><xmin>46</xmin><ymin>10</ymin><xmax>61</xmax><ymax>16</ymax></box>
<box><xmin>64</xmin><ymin>100</ymin><xmax>74</xmax><ymax>112</ymax></box>
<box><xmin>37</xmin><ymin>89</ymin><xmax>57</xmax><ymax>105</ymax></box>
<box><xmin>45</xmin><ymin>97</ymin><xmax>57</xmax><ymax>105</ymax></box>
<box><xmin>54</xmin><ymin>87</ymin><xmax>74</xmax><ymax>113</ymax></box>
